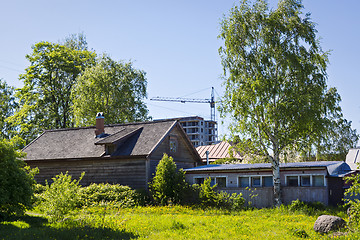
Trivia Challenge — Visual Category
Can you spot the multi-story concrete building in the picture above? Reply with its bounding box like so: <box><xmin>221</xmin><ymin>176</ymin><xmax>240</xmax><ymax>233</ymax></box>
<box><xmin>176</xmin><ymin>116</ymin><xmax>218</xmax><ymax>147</ymax></box>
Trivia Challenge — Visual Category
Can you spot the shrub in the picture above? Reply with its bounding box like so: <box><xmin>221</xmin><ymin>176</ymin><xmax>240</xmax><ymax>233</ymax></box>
<box><xmin>288</xmin><ymin>199</ymin><xmax>326</xmax><ymax>215</ymax></box>
<box><xmin>345</xmin><ymin>172</ymin><xmax>360</xmax><ymax>227</ymax></box>
<box><xmin>149</xmin><ymin>154</ymin><xmax>188</xmax><ymax>205</ymax></box>
<box><xmin>198</xmin><ymin>177</ymin><xmax>245</xmax><ymax>210</ymax></box>
<box><xmin>39</xmin><ymin>172</ymin><xmax>84</xmax><ymax>222</ymax></box>
<box><xmin>0</xmin><ymin>138</ymin><xmax>37</xmax><ymax>218</ymax></box>
<box><xmin>79</xmin><ymin>183</ymin><xmax>142</xmax><ymax>207</ymax></box>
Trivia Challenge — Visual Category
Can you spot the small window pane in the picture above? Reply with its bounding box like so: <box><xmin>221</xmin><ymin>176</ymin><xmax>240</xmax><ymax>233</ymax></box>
<box><xmin>287</xmin><ymin>176</ymin><xmax>298</xmax><ymax>186</ymax></box>
<box><xmin>210</xmin><ymin>178</ymin><xmax>216</xmax><ymax>186</ymax></box>
<box><xmin>263</xmin><ymin>176</ymin><xmax>273</xmax><ymax>187</ymax></box>
<box><xmin>301</xmin><ymin>176</ymin><xmax>311</xmax><ymax>186</ymax></box>
<box><xmin>195</xmin><ymin>178</ymin><xmax>204</xmax><ymax>185</ymax></box>
<box><xmin>239</xmin><ymin>177</ymin><xmax>250</xmax><ymax>188</ymax></box>
<box><xmin>313</xmin><ymin>175</ymin><xmax>324</xmax><ymax>187</ymax></box>
<box><xmin>216</xmin><ymin>177</ymin><xmax>226</xmax><ymax>188</ymax></box>
<box><xmin>252</xmin><ymin>176</ymin><xmax>261</xmax><ymax>187</ymax></box>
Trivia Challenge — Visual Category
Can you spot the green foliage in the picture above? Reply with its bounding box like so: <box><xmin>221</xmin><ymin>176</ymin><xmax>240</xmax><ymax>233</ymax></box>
<box><xmin>8</xmin><ymin>33</ymin><xmax>96</xmax><ymax>144</ymax></box>
<box><xmin>288</xmin><ymin>199</ymin><xmax>326</xmax><ymax>215</ymax></box>
<box><xmin>219</xmin><ymin>0</ymin><xmax>346</xmax><ymax>205</ymax></box>
<box><xmin>0</xmin><ymin>138</ymin><xmax>37</xmax><ymax>217</ymax></box>
<box><xmin>72</xmin><ymin>54</ymin><xmax>149</xmax><ymax>126</ymax></box>
<box><xmin>3</xmin><ymin>205</ymin><xmax>352</xmax><ymax>239</ymax></box>
<box><xmin>344</xmin><ymin>172</ymin><xmax>360</xmax><ymax>228</ymax></box>
<box><xmin>79</xmin><ymin>183</ymin><xmax>143</xmax><ymax>207</ymax></box>
<box><xmin>197</xmin><ymin>178</ymin><xmax>245</xmax><ymax>210</ymax></box>
<box><xmin>0</xmin><ymin>79</ymin><xmax>18</xmax><ymax>139</ymax></box>
<box><xmin>211</xmin><ymin>157</ymin><xmax>240</xmax><ymax>164</ymax></box>
<box><xmin>39</xmin><ymin>172</ymin><xmax>84</xmax><ymax>222</ymax></box>
<box><xmin>149</xmin><ymin>154</ymin><xmax>187</xmax><ymax>205</ymax></box>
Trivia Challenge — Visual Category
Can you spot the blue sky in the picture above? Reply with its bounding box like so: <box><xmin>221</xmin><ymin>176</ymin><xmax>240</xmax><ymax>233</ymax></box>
<box><xmin>1</xmin><ymin>0</ymin><xmax>360</xmax><ymax>138</ymax></box>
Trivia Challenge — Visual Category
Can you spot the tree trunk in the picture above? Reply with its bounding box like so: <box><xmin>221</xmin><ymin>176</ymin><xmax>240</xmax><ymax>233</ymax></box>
<box><xmin>272</xmin><ymin>159</ymin><xmax>282</xmax><ymax>207</ymax></box>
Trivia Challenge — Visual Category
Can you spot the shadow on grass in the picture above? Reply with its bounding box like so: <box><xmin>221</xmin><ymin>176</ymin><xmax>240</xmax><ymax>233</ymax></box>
<box><xmin>0</xmin><ymin>215</ymin><xmax>138</xmax><ymax>240</ymax></box>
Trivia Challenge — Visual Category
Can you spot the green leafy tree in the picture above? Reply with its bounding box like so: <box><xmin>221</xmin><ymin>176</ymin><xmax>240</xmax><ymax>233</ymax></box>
<box><xmin>219</xmin><ymin>0</ymin><xmax>343</xmax><ymax>206</ymax></box>
<box><xmin>72</xmin><ymin>54</ymin><xmax>149</xmax><ymax>126</ymax></box>
<box><xmin>8</xmin><ymin>34</ymin><xmax>96</xmax><ymax>144</ymax></box>
<box><xmin>0</xmin><ymin>79</ymin><xmax>18</xmax><ymax>139</ymax></box>
<box><xmin>296</xmin><ymin>118</ymin><xmax>358</xmax><ymax>161</ymax></box>
<box><xmin>149</xmin><ymin>154</ymin><xmax>186</xmax><ymax>205</ymax></box>
<box><xmin>0</xmin><ymin>137</ymin><xmax>37</xmax><ymax>217</ymax></box>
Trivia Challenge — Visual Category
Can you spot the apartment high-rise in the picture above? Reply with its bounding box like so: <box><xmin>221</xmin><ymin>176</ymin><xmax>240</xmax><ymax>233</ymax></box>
<box><xmin>176</xmin><ymin>116</ymin><xmax>218</xmax><ymax>147</ymax></box>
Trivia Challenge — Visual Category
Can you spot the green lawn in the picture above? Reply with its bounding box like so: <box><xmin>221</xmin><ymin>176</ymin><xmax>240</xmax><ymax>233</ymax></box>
<box><xmin>0</xmin><ymin>206</ymin><xmax>357</xmax><ymax>239</ymax></box>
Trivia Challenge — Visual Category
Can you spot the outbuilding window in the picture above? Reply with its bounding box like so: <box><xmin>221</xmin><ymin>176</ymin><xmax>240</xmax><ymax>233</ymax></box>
<box><xmin>239</xmin><ymin>177</ymin><xmax>250</xmax><ymax>187</ymax></box>
<box><xmin>313</xmin><ymin>175</ymin><xmax>324</xmax><ymax>187</ymax></box>
<box><xmin>285</xmin><ymin>175</ymin><xmax>325</xmax><ymax>187</ymax></box>
<box><xmin>287</xmin><ymin>176</ymin><xmax>299</xmax><ymax>186</ymax></box>
<box><xmin>215</xmin><ymin>177</ymin><xmax>227</xmax><ymax>187</ymax></box>
<box><xmin>194</xmin><ymin>177</ymin><xmax>204</xmax><ymax>185</ymax></box>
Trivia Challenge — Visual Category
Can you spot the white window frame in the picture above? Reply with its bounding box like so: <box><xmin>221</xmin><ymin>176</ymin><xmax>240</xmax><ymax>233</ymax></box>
<box><xmin>214</xmin><ymin>176</ymin><xmax>228</xmax><ymax>188</ymax></box>
<box><xmin>237</xmin><ymin>175</ymin><xmax>273</xmax><ymax>188</ymax></box>
<box><xmin>284</xmin><ymin>174</ymin><xmax>326</xmax><ymax>187</ymax></box>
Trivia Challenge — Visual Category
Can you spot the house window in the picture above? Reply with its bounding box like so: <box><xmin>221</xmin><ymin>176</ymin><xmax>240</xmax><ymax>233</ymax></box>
<box><xmin>170</xmin><ymin>140</ymin><xmax>177</xmax><ymax>153</ymax></box>
<box><xmin>251</xmin><ymin>176</ymin><xmax>261</xmax><ymax>187</ymax></box>
<box><xmin>194</xmin><ymin>177</ymin><xmax>204</xmax><ymax>185</ymax></box>
<box><xmin>313</xmin><ymin>175</ymin><xmax>324</xmax><ymax>187</ymax></box>
<box><xmin>263</xmin><ymin>176</ymin><xmax>273</xmax><ymax>187</ymax></box>
<box><xmin>287</xmin><ymin>176</ymin><xmax>299</xmax><ymax>186</ymax></box>
<box><xmin>301</xmin><ymin>176</ymin><xmax>311</xmax><ymax>186</ymax></box>
<box><xmin>239</xmin><ymin>177</ymin><xmax>250</xmax><ymax>188</ymax></box>
<box><xmin>215</xmin><ymin>177</ymin><xmax>227</xmax><ymax>188</ymax></box>
<box><xmin>106</xmin><ymin>145</ymin><xmax>116</xmax><ymax>155</ymax></box>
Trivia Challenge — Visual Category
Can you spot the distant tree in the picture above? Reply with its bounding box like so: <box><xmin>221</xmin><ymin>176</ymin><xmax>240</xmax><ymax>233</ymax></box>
<box><xmin>7</xmin><ymin>34</ymin><xmax>96</xmax><ymax>143</ymax></box>
<box><xmin>72</xmin><ymin>54</ymin><xmax>149</xmax><ymax>126</ymax></box>
<box><xmin>301</xmin><ymin>118</ymin><xmax>358</xmax><ymax>161</ymax></box>
<box><xmin>149</xmin><ymin>154</ymin><xmax>186</xmax><ymax>205</ymax></box>
<box><xmin>219</xmin><ymin>0</ymin><xmax>342</xmax><ymax>206</ymax></box>
<box><xmin>0</xmin><ymin>137</ymin><xmax>37</xmax><ymax>217</ymax></box>
<box><xmin>0</xmin><ymin>79</ymin><xmax>18</xmax><ymax>139</ymax></box>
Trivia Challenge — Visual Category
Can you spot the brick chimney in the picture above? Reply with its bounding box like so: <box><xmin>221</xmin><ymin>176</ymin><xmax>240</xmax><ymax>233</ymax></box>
<box><xmin>95</xmin><ymin>112</ymin><xmax>105</xmax><ymax>137</ymax></box>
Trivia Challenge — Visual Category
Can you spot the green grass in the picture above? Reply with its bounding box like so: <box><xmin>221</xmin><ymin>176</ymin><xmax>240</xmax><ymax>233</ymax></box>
<box><xmin>0</xmin><ymin>206</ymin><xmax>358</xmax><ymax>239</ymax></box>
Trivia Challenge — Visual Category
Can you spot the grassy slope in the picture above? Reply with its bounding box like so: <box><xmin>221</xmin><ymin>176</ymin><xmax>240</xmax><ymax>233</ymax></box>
<box><xmin>0</xmin><ymin>206</ymin><xmax>358</xmax><ymax>240</ymax></box>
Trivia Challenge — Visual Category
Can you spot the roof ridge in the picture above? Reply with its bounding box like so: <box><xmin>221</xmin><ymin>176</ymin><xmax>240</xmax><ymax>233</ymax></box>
<box><xmin>42</xmin><ymin>119</ymin><xmax>177</xmax><ymax>132</ymax></box>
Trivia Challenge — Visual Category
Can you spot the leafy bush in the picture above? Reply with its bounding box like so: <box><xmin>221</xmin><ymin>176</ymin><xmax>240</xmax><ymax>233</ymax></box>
<box><xmin>345</xmin><ymin>172</ymin><xmax>360</xmax><ymax>227</ymax></box>
<box><xmin>197</xmin><ymin>178</ymin><xmax>245</xmax><ymax>210</ymax></box>
<box><xmin>39</xmin><ymin>172</ymin><xmax>84</xmax><ymax>222</ymax></box>
<box><xmin>287</xmin><ymin>199</ymin><xmax>327</xmax><ymax>216</ymax></box>
<box><xmin>149</xmin><ymin>154</ymin><xmax>188</xmax><ymax>205</ymax></box>
<box><xmin>79</xmin><ymin>183</ymin><xmax>143</xmax><ymax>207</ymax></box>
<box><xmin>0</xmin><ymin>138</ymin><xmax>37</xmax><ymax>218</ymax></box>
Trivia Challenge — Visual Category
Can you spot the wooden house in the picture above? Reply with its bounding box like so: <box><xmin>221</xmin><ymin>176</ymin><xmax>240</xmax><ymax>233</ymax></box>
<box><xmin>23</xmin><ymin>114</ymin><xmax>201</xmax><ymax>189</ymax></box>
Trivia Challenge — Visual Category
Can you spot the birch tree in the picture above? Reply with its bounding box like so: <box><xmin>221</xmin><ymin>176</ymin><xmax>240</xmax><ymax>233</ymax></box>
<box><xmin>219</xmin><ymin>0</ymin><xmax>342</xmax><ymax>206</ymax></box>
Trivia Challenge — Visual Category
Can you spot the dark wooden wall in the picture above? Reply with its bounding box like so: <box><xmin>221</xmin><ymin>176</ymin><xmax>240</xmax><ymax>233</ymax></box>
<box><xmin>26</xmin><ymin>158</ymin><xmax>147</xmax><ymax>189</ymax></box>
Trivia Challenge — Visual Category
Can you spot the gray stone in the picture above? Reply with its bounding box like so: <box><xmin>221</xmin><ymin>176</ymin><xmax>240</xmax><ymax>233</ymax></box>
<box><xmin>313</xmin><ymin>215</ymin><xmax>346</xmax><ymax>234</ymax></box>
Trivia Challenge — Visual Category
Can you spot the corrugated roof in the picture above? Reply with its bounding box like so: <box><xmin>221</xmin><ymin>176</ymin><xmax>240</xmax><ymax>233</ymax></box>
<box><xmin>185</xmin><ymin>161</ymin><xmax>345</xmax><ymax>174</ymax></box>
<box><xmin>23</xmin><ymin>120</ymin><xmax>177</xmax><ymax>160</ymax></box>
<box><xmin>196</xmin><ymin>141</ymin><xmax>242</xmax><ymax>161</ymax></box>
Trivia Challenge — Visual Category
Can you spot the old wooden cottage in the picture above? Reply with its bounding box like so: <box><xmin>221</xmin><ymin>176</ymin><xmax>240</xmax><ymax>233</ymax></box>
<box><xmin>23</xmin><ymin>114</ymin><xmax>201</xmax><ymax>189</ymax></box>
<box><xmin>185</xmin><ymin>161</ymin><xmax>355</xmax><ymax>207</ymax></box>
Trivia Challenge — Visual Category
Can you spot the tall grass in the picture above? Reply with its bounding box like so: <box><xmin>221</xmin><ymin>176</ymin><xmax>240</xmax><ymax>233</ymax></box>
<box><xmin>1</xmin><ymin>205</ymin><xmax>357</xmax><ymax>239</ymax></box>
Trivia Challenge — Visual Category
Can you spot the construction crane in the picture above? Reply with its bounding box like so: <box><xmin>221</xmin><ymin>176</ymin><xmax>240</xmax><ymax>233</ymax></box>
<box><xmin>150</xmin><ymin>87</ymin><xmax>216</xmax><ymax>121</ymax></box>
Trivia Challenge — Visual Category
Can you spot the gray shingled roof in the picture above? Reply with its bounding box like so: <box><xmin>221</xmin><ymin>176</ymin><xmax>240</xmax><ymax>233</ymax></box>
<box><xmin>185</xmin><ymin>161</ymin><xmax>349</xmax><ymax>176</ymax></box>
<box><xmin>23</xmin><ymin>120</ymin><xmax>177</xmax><ymax>160</ymax></box>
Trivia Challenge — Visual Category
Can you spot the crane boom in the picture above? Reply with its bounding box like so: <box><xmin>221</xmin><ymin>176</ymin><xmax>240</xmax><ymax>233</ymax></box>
<box><xmin>150</xmin><ymin>87</ymin><xmax>216</xmax><ymax>121</ymax></box>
